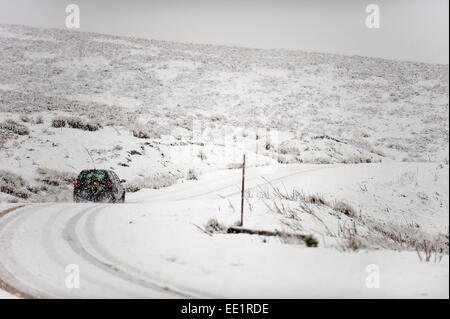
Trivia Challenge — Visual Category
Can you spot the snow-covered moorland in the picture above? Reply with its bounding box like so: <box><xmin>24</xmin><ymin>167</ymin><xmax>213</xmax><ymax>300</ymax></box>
<box><xmin>0</xmin><ymin>24</ymin><xmax>448</xmax><ymax>200</ymax></box>
<box><xmin>0</xmin><ymin>24</ymin><xmax>448</xmax><ymax>298</ymax></box>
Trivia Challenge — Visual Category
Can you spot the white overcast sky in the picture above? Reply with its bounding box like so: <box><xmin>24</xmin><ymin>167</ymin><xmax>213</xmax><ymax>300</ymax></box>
<box><xmin>0</xmin><ymin>0</ymin><xmax>448</xmax><ymax>64</ymax></box>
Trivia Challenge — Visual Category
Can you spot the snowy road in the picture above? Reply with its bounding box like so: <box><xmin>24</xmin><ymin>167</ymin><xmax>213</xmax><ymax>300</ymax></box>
<box><xmin>0</xmin><ymin>165</ymin><xmax>325</xmax><ymax>298</ymax></box>
<box><xmin>0</xmin><ymin>164</ymin><xmax>448</xmax><ymax>298</ymax></box>
<box><xmin>0</xmin><ymin>203</ymin><xmax>189</xmax><ymax>298</ymax></box>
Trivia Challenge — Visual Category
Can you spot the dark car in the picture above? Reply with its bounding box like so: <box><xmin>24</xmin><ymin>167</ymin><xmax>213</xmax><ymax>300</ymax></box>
<box><xmin>73</xmin><ymin>169</ymin><xmax>126</xmax><ymax>203</ymax></box>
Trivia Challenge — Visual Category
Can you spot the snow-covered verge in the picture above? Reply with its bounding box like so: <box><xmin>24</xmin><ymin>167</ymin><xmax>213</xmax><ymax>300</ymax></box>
<box><xmin>0</xmin><ymin>115</ymin><xmax>186</xmax><ymax>202</ymax></box>
<box><xmin>0</xmin><ymin>167</ymin><xmax>448</xmax><ymax>298</ymax></box>
<box><xmin>103</xmin><ymin>163</ymin><xmax>448</xmax><ymax>298</ymax></box>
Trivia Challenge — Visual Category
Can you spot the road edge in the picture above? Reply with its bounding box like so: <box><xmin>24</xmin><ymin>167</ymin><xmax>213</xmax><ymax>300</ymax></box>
<box><xmin>0</xmin><ymin>205</ymin><xmax>35</xmax><ymax>299</ymax></box>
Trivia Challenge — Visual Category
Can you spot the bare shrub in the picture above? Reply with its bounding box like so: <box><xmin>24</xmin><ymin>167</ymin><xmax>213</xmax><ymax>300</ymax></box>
<box><xmin>306</xmin><ymin>193</ymin><xmax>328</xmax><ymax>206</ymax></box>
<box><xmin>332</xmin><ymin>200</ymin><xmax>358</xmax><ymax>218</ymax></box>
<box><xmin>277</xmin><ymin>155</ymin><xmax>292</xmax><ymax>164</ymax></box>
<box><xmin>337</xmin><ymin>221</ymin><xmax>365</xmax><ymax>251</ymax></box>
<box><xmin>51</xmin><ymin>117</ymin><xmax>102</xmax><ymax>131</ymax></box>
<box><xmin>260</xmin><ymin>179</ymin><xmax>330</xmax><ymax>206</ymax></box>
<box><xmin>132</xmin><ymin>127</ymin><xmax>151</xmax><ymax>139</ymax></box>
<box><xmin>415</xmin><ymin>238</ymin><xmax>445</xmax><ymax>263</ymax></box>
<box><xmin>35</xmin><ymin>167</ymin><xmax>76</xmax><ymax>186</ymax></box>
<box><xmin>118</xmin><ymin>162</ymin><xmax>129</xmax><ymax>167</ymax></box>
<box><xmin>66</xmin><ymin>117</ymin><xmax>102</xmax><ymax>131</ymax></box>
<box><xmin>204</xmin><ymin>218</ymin><xmax>226</xmax><ymax>233</ymax></box>
<box><xmin>197</xmin><ymin>149</ymin><xmax>207</xmax><ymax>161</ymax></box>
<box><xmin>355</xmin><ymin>217</ymin><xmax>449</xmax><ymax>254</ymax></box>
<box><xmin>254</xmin><ymin>185</ymin><xmax>272</xmax><ymax>199</ymax></box>
<box><xmin>0</xmin><ymin>119</ymin><xmax>30</xmax><ymax>135</ymax></box>
<box><xmin>263</xmin><ymin>199</ymin><xmax>293</xmax><ymax>218</ymax></box>
<box><xmin>0</xmin><ymin>167</ymin><xmax>110</xmax><ymax>202</ymax></box>
<box><xmin>186</xmin><ymin>168</ymin><xmax>199</xmax><ymax>180</ymax></box>
<box><xmin>132</xmin><ymin>122</ymin><xmax>166</xmax><ymax>139</ymax></box>
<box><xmin>366</xmin><ymin>219</ymin><xmax>423</xmax><ymax>250</ymax></box>
<box><xmin>304</xmin><ymin>235</ymin><xmax>319</xmax><ymax>247</ymax></box>
<box><xmin>0</xmin><ymin>167</ymin><xmax>79</xmax><ymax>202</ymax></box>
<box><xmin>52</xmin><ymin>118</ymin><xmax>66</xmax><ymax>128</ymax></box>
<box><xmin>262</xmin><ymin>184</ymin><xmax>442</xmax><ymax>252</ymax></box>
<box><xmin>255</xmin><ymin>176</ymin><xmax>446</xmax><ymax>254</ymax></box>
<box><xmin>0</xmin><ymin>170</ymin><xmax>33</xmax><ymax>199</ymax></box>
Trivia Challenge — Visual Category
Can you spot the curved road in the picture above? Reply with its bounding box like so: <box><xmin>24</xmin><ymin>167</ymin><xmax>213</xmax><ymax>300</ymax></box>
<box><xmin>0</xmin><ymin>165</ymin><xmax>336</xmax><ymax>298</ymax></box>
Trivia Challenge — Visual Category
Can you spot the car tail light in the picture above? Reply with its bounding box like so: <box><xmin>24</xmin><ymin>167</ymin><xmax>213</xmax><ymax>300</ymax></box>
<box><xmin>74</xmin><ymin>181</ymin><xmax>78</xmax><ymax>189</ymax></box>
<box><xmin>107</xmin><ymin>181</ymin><xmax>112</xmax><ymax>189</ymax></box>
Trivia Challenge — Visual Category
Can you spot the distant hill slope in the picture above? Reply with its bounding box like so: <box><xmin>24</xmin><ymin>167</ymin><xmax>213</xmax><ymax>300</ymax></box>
<box><xmin>0</xmin><ymin>24</ymin><xmax>448</xmax><ymax>164</ymax></box>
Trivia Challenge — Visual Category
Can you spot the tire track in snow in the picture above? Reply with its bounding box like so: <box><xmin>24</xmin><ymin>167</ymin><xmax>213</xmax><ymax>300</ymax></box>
<box><xmin>41</xmin><ymin>204</ymin><xmax>150</xmax><ymax>298</ymax></box>
<box><xmin>0</xmin><ymin>204</ymin><xmax>60</xmax><ymax>298</ymax></box>
<box><xmin>83</xmin><ymin>208</ymin><xmax>220</xmax><ymax>298</ymax></box>
<box><xmin>63</xmin><ymin>207</ymin><xmax>201</xmax><ymax>298</ymax></box>
<box><xmin>2</xmin><ymin>204</ymin><xmax>167</xmax><ymax>298</ymax></box>
<box><xmin>0</xmin><ymin>204</ymin><xmax>107</xmax><ymax>298</ymax></box>
<box><xmin>1</xmin><ymin>202</ymin><xmax>214</xmax><ymax>298</ymax></box>
<box><xmin>0</xmin><ymin>204</ymin><xmax>34</xmax><ymax>298</ymax></box>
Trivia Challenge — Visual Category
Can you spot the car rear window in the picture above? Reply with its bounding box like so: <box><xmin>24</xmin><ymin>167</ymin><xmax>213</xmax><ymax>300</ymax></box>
<box><xmin>78</xmin><ymin>171</ymin><xmax>108</xmax><ymax>182</ymax></box>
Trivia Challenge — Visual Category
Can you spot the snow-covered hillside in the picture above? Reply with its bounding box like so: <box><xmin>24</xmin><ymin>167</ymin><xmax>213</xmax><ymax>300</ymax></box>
<box><xmin>0</xmin><ymin>24</ymin><xmax>448</xmax><ymax>202</ymax></box>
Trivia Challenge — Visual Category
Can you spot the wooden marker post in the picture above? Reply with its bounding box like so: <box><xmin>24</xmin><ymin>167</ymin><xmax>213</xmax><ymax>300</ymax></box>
<box><xmin>240</xmin><ymin>154</ymin><xmax>246</xmax><ymax>227</ymax></box>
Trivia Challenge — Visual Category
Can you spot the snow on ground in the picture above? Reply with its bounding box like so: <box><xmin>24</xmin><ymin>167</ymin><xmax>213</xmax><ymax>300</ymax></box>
<box><xmin>0</xmin><ymin>24</ymin><xmax>448</xmax><ymax>298</ymax></box>
<box><xmin>90</xmin><ymin>203</ymin><xmax>448</xmax><ymax>298</ymax></box>
<box><xmin>94</xmin><ymin>163</ymin><xmax>450</xmax><ymax>298</ymax></box>
<box><xmin>0</xmin><ymin>164</ymin><xmax>447</xmax><ymax>298</ymax></box>
<box><xmin>0</xmin><ymin>24</ymin><xmax>448</xmax><ymax>164</ymax></box>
